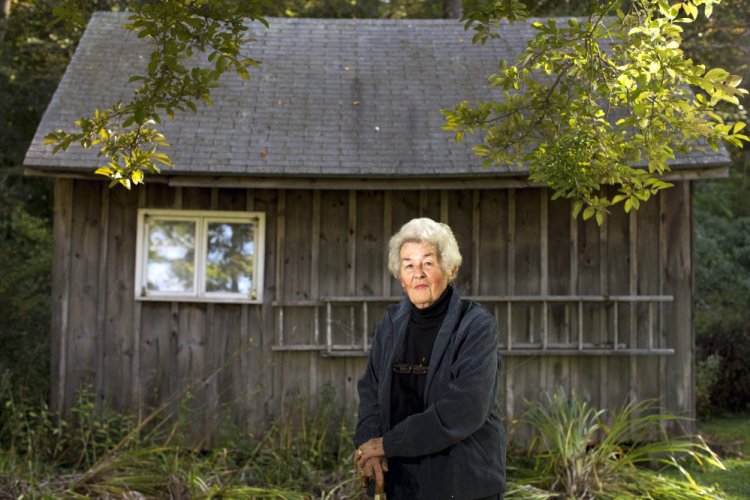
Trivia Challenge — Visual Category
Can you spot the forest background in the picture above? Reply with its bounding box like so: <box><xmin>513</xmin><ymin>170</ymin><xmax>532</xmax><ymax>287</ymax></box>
<box><xmin>0</xmin><ymin>0</ymin><xmax>749</xmax><ymax>495</ymax></box>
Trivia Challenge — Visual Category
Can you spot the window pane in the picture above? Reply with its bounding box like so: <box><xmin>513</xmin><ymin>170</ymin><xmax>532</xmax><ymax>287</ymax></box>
<box><xmin>146</xmin><ymin>220</ymin><xmax>196</xmax><ymax>292</ymax></box>
<box><xmin>206</xmin><ymin>222</ymin><xmax>255</xmax><ymax>294</ymax></box>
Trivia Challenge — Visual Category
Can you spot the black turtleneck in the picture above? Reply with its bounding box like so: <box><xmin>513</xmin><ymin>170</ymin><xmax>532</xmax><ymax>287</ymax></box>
<box><xmin>390</xmin><ymin>284</ymin><xmax>453</xmax><ymax>428</ymax></box>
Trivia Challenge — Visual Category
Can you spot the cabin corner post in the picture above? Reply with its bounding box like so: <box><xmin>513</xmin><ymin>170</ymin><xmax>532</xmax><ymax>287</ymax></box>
<box><xmin>51</xmin><ymin>178</ymin><xmax>74</xmax><ymax>417</ymax></box>
<box><xmin>662</xmin><ymin>181</ymin><xmax>695</xmax><ymax>432</ymax></box>
<box><xmin>95</xmin><ymin>184</ymin><xmax>110</xmax><ymax>411</ymax></box>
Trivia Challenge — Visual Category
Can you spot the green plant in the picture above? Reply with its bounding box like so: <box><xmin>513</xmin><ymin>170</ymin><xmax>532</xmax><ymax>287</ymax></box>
<box><xmin>240</xmin><ymin>384</ymin><xmax>358</xmax><ymax>496</ymax></box>
<box><xmin>444</xmin><ymin>0</ymin><xmax>748</xmax><ymax>222</ymax></box>
<box><xmin>0</xmin><ymin>381</ymin><xmax>358</xmax><ymax>498</ymax></box>
<box><xmin>698</xmin><ymin>324</ymin><xmax>750</xmax><ymax>413</ymax></box>
<box><xmin>0</xmin><ymin>200</ymin><xmax>52</xmax><ymax>400</ymax></box>
<box><xmin>520</xmin><ymin>388</ymin><xmax>726</xmax><ymax>499</ymax></box>
<box><xmin>696</xmin><ymin>354</ymin><xmax>723</xmax><ymax>417</ymax></box>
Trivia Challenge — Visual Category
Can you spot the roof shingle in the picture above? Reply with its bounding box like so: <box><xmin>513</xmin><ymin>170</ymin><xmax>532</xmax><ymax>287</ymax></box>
<box><xmin>23</xmin><ymin>13</ymin><xmax>730</xmax><ymax>178</ymax></box>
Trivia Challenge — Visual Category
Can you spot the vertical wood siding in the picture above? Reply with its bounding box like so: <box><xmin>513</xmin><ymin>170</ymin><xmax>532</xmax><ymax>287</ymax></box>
<box><xmin>51</xmin><ymin>179</ymin><xmax>696</xmax><ymax>441</ymax></box>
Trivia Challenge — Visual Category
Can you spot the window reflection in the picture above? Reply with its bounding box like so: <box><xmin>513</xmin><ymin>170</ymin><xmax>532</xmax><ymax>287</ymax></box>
<box><xmin>146</xmin><ymin>220</ymin><xmax>196</xmax><ymax>292</ymax></box>
<box><xmin>206</xmin><ymin>222</ymin><xmax>255</xmax><ymax>294</ymax></box>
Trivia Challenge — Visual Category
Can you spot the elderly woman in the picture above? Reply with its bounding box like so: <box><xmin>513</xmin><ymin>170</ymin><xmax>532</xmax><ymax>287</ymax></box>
<box><xmin>354</xmin><ymin>217</ymin><xmax>506</xmax><ymax>499</ymax></box>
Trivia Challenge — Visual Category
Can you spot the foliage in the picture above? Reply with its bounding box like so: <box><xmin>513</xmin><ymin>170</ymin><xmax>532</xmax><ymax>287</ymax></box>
<box><xmin>697</xmin><ymin>325</ymin><xmax>750</xmax><ymax>413</ymax></box>
<box><xmin>0</xmin><ymin>0</ymin><xmax>128</xmax><ymax>213</ymax></box>
<box><xmin>666</xmin><ymin>412</ymin><xmax>750</xmax><ymax>500</ymax></box>
<box><xmin>682</xmin><ymin>0</ymin><xmax>750</xmax><ymax>415</ymax></box>
<box><xmin>39</xmin><ymin>0</ymin><xmax>487</xmax><ymax>189</ymax></box>
<box><xmin>694</xmin><ymin>161</ymin><xmax>750</xmax><ymax>413</ymax></box>
<box><xmin>0</xmin><ymin>196</ymin><xmax>51</xmax><ymax>398</ymax></box>
<box><xmin>44</xmin><ymin>0</ymin><xmax>268</xmax><ymax>189</ymax></box>
<box><xmin>240</xmin><ymin>385</ymin><xmax>358</xmax><ymax>496</ymax></box>
<box><xmin>443</xmin><ymin>0</ymin><xmax>748</xmax><ymax>223</ymax></box>
<box><xmin>519</xmin><ymin>388</ymin><xmax>726</xmax><ymax>499</ymax></box>
<box><xmin>1</xmin><ymin>2</ymin><xmax>133</xmax><ymax>402</ymax></box>
<box><xmin>2</xmin><ymin>378</ymin><xmax>745</xmax><ymax>499</ymax></box>
<box><xmin>699</xmin><ymin>411</ymin><xmax>750</xmax><ymax>457</ymax></box>
<box><xmin>696</xmin><ymin>354</ymin><xmax>723</xmax><ymax>417</ymax></box>
<box><xmin>264</xmin><ymin>0</ymin><xmax>443</xmax><ymax>19</ymax></box>
<box><xmin>0</xmin><ymin>383</ymin><xmax>358</xmax><ymax>498</ymax></box>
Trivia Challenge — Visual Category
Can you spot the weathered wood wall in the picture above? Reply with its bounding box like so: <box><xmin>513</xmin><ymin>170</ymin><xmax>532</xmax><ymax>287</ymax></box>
<box><xmin>50</xmin><ymin>178</ymin><xmax>694</xmax><ymax>443</ymax></box>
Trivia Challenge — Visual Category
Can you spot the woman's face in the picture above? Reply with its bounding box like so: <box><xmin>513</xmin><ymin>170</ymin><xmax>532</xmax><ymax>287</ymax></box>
<box><xmin>398</xmin><ymin>241</ymin><xmax>451</xmax><ymax>309</ymax></box>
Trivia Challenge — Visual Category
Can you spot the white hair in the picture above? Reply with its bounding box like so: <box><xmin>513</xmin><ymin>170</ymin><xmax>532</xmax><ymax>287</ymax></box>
<box><xmin>387</xmin><ymin>217</ymin><xmax>462</xmax><ymax>279</ymax></box>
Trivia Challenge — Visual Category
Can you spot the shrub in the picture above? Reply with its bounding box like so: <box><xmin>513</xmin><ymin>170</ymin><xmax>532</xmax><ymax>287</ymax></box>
<box><xmin>518</xmin><ymin>388</ymin><xmax>725</xmax><ymax>499</ymax></box>
<box><xmin>0</xmin><ymin>200</ymin><xmax>51</xmax><ymax>400</ymax></box>
<box><xmin>694</xmin><ymin>167</ymin><xmax>750</xmax><ymax>414</ymax></box>
<box><xmin>696</xmin><ymin>354</ymin><xmax>722</xmax><ymax>418</ymax></box>
<box><xmin>698</xmin><ymin>326</ymin><xmax>750</xmax><ymax>413</ymax></box>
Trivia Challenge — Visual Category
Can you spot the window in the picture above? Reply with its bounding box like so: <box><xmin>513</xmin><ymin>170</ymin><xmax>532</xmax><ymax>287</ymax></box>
<box><xmin>135</xmin><ymin>209</ymin><xmax>265</xmax><ymax>302</ymax></box>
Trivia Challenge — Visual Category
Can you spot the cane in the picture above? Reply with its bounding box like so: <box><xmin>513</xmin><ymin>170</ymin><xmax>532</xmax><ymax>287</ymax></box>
<box><xmin>359</xmin><ymin>476</ymin><xmax>385</xmax><ymax>500</ymax></box>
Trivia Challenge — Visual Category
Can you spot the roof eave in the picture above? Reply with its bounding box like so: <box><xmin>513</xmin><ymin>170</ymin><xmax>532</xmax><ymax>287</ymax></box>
<box><xmin>24</xmin><ymin>162</ymin><xmax>730</xmax><ymax>190</ymax></box>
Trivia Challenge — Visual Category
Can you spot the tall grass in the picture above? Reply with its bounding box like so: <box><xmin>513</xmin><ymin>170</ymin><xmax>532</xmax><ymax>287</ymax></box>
<box><xmin>2</xmin><ymin>373</ymin><xmax>732</xmax><ymax>499</ymax></box>
<box><xmin>0</xmin><ymin>376</ymin><xmax>359</xmax><ymax>498</ymax></box>
<box><xmin>518</xmin><ymin>388</ymin><xmax>726</xmax><ymax>499</ymax></box>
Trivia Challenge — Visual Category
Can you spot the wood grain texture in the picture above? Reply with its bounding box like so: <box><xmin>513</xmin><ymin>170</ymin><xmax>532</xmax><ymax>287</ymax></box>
<box><xmin>52</xmin><ymin>183</ymin><xmax>695</xmax><ymax>440</ymax></box>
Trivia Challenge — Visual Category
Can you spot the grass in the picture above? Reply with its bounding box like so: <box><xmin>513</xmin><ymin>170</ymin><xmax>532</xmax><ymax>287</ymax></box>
<box><xmin>0</xmin><ymin>378</ymin><xmax>360</xmax><ymax>498</ymax></box>
<box><xmin>2</xmin><ymin>374</ymin><xmax>748</xmax><ymax>499</ymax></box>
<box><xmin>689</xmin><ymin>412</ymin><xmax>750</xmax><ymax>500</ymax></box>
<box><xmin>651</xmin><ymin>412</ymin><xmax>750</xmax><ymax>500</ymax></box>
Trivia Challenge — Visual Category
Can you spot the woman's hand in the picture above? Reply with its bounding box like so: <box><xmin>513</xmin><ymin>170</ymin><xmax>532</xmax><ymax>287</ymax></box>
<box><xmin>355</xmin><ymin>437</ymin><xmax>385</xmax><ymax>467</ymax></box>
<box><xmin>355</xmin><ymin>455</ymin><xmax>389</xmax><ymax>490</ymax></box>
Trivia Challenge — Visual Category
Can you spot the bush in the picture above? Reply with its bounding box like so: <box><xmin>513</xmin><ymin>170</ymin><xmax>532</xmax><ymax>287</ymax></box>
<box><xmin>694</xmin><ymin>163</ymin><xmax>750</xmax><ymax>414</ymax></box>
<box><xmin>698</xmin><ymin>326</ymin><xmax>750</xmax><ymax>413</ymax></box>
<box><xmin>696</xmin><ymin>354</ymin><xmax>722</xmax><ymax>417</ymax></box>
<box><xmin>0</xmin><ymin>198</ymin><xmax>52</xmax><ymax>400</ymax></box>
<box><xmin>517</xmin><ymin>388</ymin><xmax>725</xmax><ymax>499</ymax></box>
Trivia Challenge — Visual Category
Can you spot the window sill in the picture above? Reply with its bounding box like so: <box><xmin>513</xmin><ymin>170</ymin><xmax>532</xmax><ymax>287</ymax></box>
<box><xmin>135</xmin><ymin>295</ymin><xmax>263</xmax><ymax>305</ymax></box>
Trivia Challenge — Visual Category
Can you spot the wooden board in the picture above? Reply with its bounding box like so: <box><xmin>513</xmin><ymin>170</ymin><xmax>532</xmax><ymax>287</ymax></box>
<box><xmin>445</xmin><ymin>189</ymin><xmax>474</xmax><ymax>294</ymax></box>
<box><xmin>101</xmin><ymin>185</ymin><xmax>140</xmax><ymax>411</ymax></box>
<box><xmin>65</xmin><ymin>180</ymin><xmax>103</xmax><ymax>410</ymax></box>
<box><xmin>51</xmin><ymin>179</ymin><xmax>74</xmax><ymax>415</ymax></box>
<box><xmin>51</xmin><ymin>182</ymin><xmax>695</xmax><ymax>442</ymax></box>
<box><xmin>661</xmin><ymin>183</ymin><xmax>695</xmax><ymax>430</ymax></box>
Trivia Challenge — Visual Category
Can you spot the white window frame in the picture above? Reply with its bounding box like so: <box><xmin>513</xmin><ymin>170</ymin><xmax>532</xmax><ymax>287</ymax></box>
<box><xmin>135</xmin><ymin>209</ymin><xmax>266</xmax><ymax>303</ymax></box>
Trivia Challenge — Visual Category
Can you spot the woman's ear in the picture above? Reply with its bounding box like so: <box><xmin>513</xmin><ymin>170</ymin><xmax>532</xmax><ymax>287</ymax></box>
<box><xmin>449</xmin><ymin>266</ymin><xmax>458</xmax><ymax>282</ymax></box>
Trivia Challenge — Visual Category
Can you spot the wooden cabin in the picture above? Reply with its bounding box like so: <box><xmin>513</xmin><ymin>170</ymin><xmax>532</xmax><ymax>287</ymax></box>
<box><xmin>24</xmin><ymin>13</ymin><xmax>730</xmax><ymax>441</ymax></box>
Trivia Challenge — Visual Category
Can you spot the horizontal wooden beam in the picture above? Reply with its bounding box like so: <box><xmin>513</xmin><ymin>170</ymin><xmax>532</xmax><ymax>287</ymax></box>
<box><xmin>501</xmin><ymin>349</ymin><xmax>675</xmax><ymax>356</ymax></box>
<box><xmin>273</xmin><ymin>345</ymin><xmax>676</xmax><ymax>357</ymax></box>
<box><xmin>25</xmin><ymin>165</ymin><xmax>729</xmax><ymax>187</ymax></box>
<box><xmin>167</xmin><ymin>175</ymin><xmax>543</xmax><ymax>190</ymax></box>
<box><xmin>272</xmin><ymin>294</ymin><xmax>674</xmax><ymax>307</ymax></box>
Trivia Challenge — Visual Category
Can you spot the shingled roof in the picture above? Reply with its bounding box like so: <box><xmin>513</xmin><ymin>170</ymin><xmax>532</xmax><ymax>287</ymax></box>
<box><xmin>24</xmin><ymin>12</ymin><xmax>729</xmax><ymax>180</ymax></box>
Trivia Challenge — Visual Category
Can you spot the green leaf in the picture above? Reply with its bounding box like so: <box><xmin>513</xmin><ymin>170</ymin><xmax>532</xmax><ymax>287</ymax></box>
<box><xmin>704</xmin><ymin>68</ymin><xmax>730</xmax><ymax>82</ymax></box>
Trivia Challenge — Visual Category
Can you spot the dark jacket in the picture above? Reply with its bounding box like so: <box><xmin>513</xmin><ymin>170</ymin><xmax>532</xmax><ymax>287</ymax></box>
<box><xmin>355</xmin><ymin>290</ymin><xmax>506</xmax><ymax>499</ymax></box>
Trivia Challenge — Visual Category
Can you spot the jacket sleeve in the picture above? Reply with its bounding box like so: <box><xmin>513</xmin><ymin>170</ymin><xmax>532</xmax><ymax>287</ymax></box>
<box><xmin>382</xmin><ymin>311</ymin><xmax>499</xmax><ymax>457</ymax></box>
<box><xmin>353</xmin><ymin>314</ymin><xmax>388</xmax><ymax>448</ymax></box>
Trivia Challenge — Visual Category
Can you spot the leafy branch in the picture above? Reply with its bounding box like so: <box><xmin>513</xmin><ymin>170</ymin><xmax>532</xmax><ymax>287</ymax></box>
<box><xmin>44</xmin><ymin>0</ymin><xmax>267</xmax><ymax>189</ymax></box>
<box><xmin>444</xmin><ymin>0</ymin><xmax>749</xmax><ymax>223</ymax></box>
